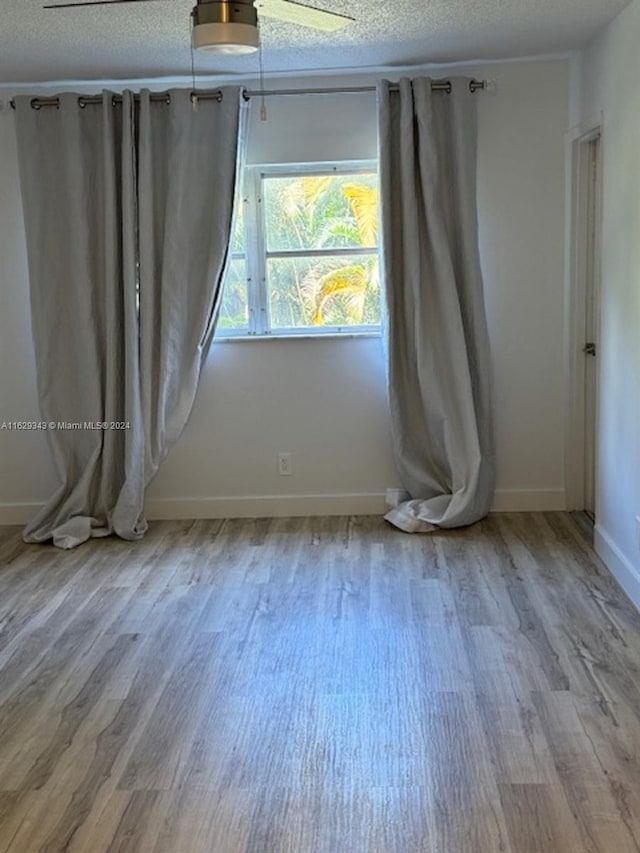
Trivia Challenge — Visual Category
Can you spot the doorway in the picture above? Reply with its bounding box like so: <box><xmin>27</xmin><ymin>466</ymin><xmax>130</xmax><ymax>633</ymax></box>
<box><xmin>582</xmin><ymin>135</ymin><xmax>601</xmax><ymax>519</ymax></box>
<box><xmin>566</xmin><ymin>124</ymin><xmax>602</xmax><ymax>521</ymax></box>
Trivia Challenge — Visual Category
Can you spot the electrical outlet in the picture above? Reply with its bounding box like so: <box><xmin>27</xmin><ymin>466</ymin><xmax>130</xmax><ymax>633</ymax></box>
<box><xmin>278</xmin><ymin>452</ymin><xmax>292</xmax><ymax>476</ymax></box>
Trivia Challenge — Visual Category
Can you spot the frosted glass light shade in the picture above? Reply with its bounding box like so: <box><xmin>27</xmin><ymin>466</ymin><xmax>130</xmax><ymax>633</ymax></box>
<box><xmin>193</xmin><ymin>22</ymin><xmax>259</xmax><ymax>53</ymax></box>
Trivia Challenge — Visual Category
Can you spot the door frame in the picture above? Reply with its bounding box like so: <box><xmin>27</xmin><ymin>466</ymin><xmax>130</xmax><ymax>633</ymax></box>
<box><xmin>564</xmin><ymin>117</ymin><xmax>603</xmax><ymax>512</ymax></box>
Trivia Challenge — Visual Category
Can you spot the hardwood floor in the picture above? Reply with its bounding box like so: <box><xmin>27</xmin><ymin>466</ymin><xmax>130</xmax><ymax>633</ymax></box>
<box><xmin>0</xmin><ymin>513</ymin><xmax>638</xmax><ymax>852</ymax></box>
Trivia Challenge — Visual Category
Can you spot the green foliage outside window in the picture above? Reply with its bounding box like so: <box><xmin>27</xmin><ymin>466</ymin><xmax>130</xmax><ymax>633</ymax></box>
<box><xmin>217</xmin><ymin>169</ymin><xmax>380</xmax><ymax>333</ymax></box>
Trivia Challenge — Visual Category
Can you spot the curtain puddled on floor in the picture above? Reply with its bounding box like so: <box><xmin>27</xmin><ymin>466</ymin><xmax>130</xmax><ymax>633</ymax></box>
<box><xmin>14</xmin><ymin>89</ymin><xmax>247</xmax><ymax>548</ymax></box>
<box><xmin>377</xmin><ymin>77</ymin><xmax>495</xmax><ymax>533</ymax></box>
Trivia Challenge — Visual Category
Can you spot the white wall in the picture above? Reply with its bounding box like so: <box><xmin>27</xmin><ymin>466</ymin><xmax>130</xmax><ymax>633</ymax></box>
<box><xmin>0</xmin><ymin>57</ymin><xmax>570</xmax><ymax>521</ymax></box>
<box><xmin>474</xmin><ymin>60</ymin><xmax>568</xmax><ymax>505</ymax></box>
<box><xmin>578</xmin><ymin>1</ymin><xmax>640</xmax><ymax>605</ymax></box>
<box><xmin>0</xmin><ymin>110</ymin><xmax>58</xmax><ymax>513</ymax></box>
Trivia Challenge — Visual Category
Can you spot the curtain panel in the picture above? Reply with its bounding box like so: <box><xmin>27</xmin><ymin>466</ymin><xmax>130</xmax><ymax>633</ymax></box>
<box><xmin>377</xmin><ymin>77</ymin><xmax>495</xmax><ymax>533</ymax></box>
<box><xmin>13</xmin><ymin>88</ymin><xmax>247</xmax><ymax>548</ymax></box>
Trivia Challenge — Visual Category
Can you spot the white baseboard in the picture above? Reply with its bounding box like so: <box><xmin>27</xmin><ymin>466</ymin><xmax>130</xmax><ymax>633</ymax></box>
<box><xmin>594</xmin><ymin>524</ymin><xmax>640</xmax><ymax>612</ymax></box>
<box><xmin>145</xmin><ymin>493</ymin><xmax>388</xmax><ymax>520</ymax></box>
<box><xmin>0</xmin><ymin>495</ymin><xmax>387</xmax><ymax>526</ymax></box>
<box><xmin>0</xmin><ymin>488</ymin><xmax>567</xmax><ymax>527</ymax></box>
<box><xmin>491</xmin><ymin>489</ymin><xmax>566</xmax><ymax>512</ymax></box>
<box><xmin>147</xmin><ymin>489</ymin><xmax>566</xmax><ymax>519</ymax></box>
<box><xmin>0</xmin><ymin>503</ymin><xmax>41</xmax><ymax>525</ymax></box>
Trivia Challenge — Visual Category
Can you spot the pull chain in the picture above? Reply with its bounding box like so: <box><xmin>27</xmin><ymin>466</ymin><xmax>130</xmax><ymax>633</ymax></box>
<box><xmin>258</xmin><ymin>20</ymin><xmax>267</xmax><ymax>122</ymax></box>
<box><xmin>190</xmin><ymin>19</ymin><xmax>198</xmax><ymax>112</ymax></box>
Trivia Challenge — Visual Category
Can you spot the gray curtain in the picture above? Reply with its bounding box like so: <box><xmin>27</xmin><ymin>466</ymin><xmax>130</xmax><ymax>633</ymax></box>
<box><xmin>14</xmin><ymin>88</ymin><xmax>247</xmax><ymax>548</ymax></box>
<box><xmin>377</xmin><ymin>77</ymin><xmax>495</xmax><ymax>533</ymax></box>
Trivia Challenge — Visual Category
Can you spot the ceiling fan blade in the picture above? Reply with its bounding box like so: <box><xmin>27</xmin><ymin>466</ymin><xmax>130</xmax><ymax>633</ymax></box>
<box><xmin>44</xmin><ymin>0</ymin><xmax>165</xmax><ymax>8</ymax></box>
<box><xmin>256</xmin><ymin>0</ymin><xmax>354</xmax><ymax>32</ymax></box>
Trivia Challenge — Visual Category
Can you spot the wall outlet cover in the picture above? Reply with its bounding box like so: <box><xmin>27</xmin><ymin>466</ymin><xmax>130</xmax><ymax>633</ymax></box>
<box><xmin>278</xmin><ymin>452</ymin><xmax>293</xmax><ymax>476</ymax></box>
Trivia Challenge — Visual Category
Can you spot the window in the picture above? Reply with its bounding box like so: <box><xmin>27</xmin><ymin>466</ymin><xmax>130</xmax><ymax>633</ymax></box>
<box><xmin>217</xmin><ymin>162</ymin><xmax>381</xmax><ymax>337</ymax></box>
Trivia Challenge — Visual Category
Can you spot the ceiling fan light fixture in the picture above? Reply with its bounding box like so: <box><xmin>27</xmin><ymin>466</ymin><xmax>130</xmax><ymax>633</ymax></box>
<box><xmin>192</xmin><ymin>0</ymin><xmax>259</xmax><ymax>53</ymax></box>
<box><xmin>192</xmin><ymin>22</ymin><xmax>259</xmax><ymax>53</ymax></box>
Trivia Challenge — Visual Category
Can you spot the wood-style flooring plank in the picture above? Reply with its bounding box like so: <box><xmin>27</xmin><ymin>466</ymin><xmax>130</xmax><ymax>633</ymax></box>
<box><xmin>150</xmin><ymin>788</ymin><xmax>255</xmax><ymax>853</ymax></box>
<box><xmin>532</xmin><ymin>689</ymin><xmax>640</xmax><ymax>852</ymax></box>
<box><xmin>0</xmin><ymin>512</ymin><xmax>638</xmax><ymax>851</ymax></box>
<box><xmin>498</xmin><ymin>782</ymin><xmax>586</xmax><ymax>853</ymax></box>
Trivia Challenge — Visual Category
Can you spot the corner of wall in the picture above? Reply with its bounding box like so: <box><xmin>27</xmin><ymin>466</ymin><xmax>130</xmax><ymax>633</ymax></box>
<box><xmin>595</xmin><ymin>524</ymin><xmax>640</xmax><ymax>612</ymax></box>
<box><xmin>567</xmin><ymin>50</ymin><xmax>583</xmax><ymax>131</ymax></box>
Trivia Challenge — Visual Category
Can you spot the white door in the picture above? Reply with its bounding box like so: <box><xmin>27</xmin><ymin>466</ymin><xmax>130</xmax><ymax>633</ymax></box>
<box><xmin>583</xmin><ymin>136</ymin><xmax>601</xmax><ymax>520</ymax></box>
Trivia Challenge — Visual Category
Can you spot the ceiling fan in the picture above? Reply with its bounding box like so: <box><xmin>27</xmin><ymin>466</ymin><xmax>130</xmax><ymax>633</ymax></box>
<box><xmin>42</xmin><ymin>0</ymin><xmax>355</xmax><ymax>55</ymax></box>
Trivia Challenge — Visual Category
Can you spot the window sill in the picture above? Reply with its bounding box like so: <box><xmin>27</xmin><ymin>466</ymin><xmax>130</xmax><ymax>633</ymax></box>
<box><xmin>213</xmin><ymin>330</ymin><xmax>382</xmax><ymax>343</ymax></box>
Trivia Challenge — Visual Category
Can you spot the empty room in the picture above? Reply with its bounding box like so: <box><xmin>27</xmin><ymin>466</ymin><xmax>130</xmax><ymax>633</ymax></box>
<box><xmin>0</xmin><ymin>0</ymin><xmax>639</xmax><ymax>850</ymax></box>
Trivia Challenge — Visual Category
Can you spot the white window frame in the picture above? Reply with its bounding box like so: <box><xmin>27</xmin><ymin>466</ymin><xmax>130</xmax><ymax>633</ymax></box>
<box><xmin>219</xmin><ymin>159</ymin><xmax>381</xmax><ymax>338</ymax></box>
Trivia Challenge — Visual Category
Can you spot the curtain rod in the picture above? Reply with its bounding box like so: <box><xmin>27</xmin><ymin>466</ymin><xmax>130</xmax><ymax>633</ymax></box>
<box><xmin>10</xmin><ymin>79</ymin><xmax>486</xmax><ymax>111</ymax></box>
<box><xmin>9</xmin><ymin>89</ymin><xmax>222</xmax><ymax>111</ymax></box>
<box><xmin>243</xmin><ymin>79</ymin><xmax>486</xmax><ymax>98</ymax></box>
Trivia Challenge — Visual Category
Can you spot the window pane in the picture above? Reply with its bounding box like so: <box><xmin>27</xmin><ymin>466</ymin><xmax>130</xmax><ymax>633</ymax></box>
<box><xmin>231</xmin><ymin>198</ymin><xmax>245</xmax><ymax>254</ymax></box>
<box><xmin>268</xmin><ymin>254</ymin><xmax>380</xmax><ymax>329</ymax></box>
<box><xmin>263</xmin><ymin>173</ymin><xmax>379</xmax><ymax>252</ymax></box>
<box><xmin>217</xmin><ymin>257</ymin><xmax>249</xmax><ymax>332</ymax></box>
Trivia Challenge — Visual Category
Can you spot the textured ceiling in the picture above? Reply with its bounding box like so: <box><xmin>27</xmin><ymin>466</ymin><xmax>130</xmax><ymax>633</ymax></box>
<box><xmin>0</xmin><ymin>0</ymin><xmax>631</xmax><ymax>84</ymax></box>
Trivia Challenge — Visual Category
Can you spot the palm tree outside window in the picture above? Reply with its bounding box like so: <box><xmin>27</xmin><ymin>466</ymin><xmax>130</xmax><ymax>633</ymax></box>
<box><xmin>217</xmin><ymin>161</ymin><xmax>380</xmax><ymax>336</ymax></box>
